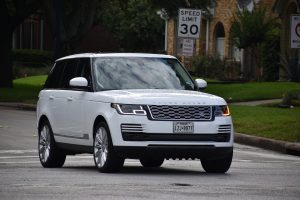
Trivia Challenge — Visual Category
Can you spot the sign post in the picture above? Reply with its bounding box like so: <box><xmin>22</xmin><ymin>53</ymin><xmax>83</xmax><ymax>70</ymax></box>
<box><xmin>291</xmin><ymin>15</ymin><xmax>300</xmax><ymax>49</ymax></box>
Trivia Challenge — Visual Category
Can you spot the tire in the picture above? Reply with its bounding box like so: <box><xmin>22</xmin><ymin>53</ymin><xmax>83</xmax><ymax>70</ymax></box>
<box><xmin>140</xmin><ymin>157</ymin><xmax>164</xmax><ymax>168</ymax></box>
<box><xmin>201</xmin><ymin>151</ymin><xmax>233</xmax><ymax>173</ymax></box>
<box><xmin>93</xmin><ymin>122</ymin><xmax>124</xmax><ymax>173</ymax></box>
<box><xmin>38</xmin><ymin>120</ymin><xmax>66</xmax><ymax>168</ymax></box>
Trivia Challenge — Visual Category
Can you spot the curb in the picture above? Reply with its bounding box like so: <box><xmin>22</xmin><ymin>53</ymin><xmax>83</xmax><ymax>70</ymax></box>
<box><xmin>0</xmin><ymin>102</ymin><xmax>36</xmax><ymax>111</ymax></box>
<box><xmin>0</xmin><ymin>102</ymin><xmax>299</xmax><ymax>157</ymax></box>
<box><xmin>235</xmin><ymin>133</ymin><xmax>300</xmax><ymax>156</ymax></box>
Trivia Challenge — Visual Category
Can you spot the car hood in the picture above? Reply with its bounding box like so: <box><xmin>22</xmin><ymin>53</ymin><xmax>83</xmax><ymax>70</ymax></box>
<box><xmin>91</xmin><ymin>89</ymin><xmax>227</xmax><ymax>105</ymax></box>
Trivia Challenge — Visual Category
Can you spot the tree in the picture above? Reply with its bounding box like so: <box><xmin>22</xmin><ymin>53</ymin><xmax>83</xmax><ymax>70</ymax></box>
<box><xmin>41</xmin><ymin>0</ymin><xmax>100</xmax><ymax>59</ymax></box>
<box><xmin>151</xmin><ymin>0</ymin><xmax>216</xmax><ymax>17</ymax></box>
<box><xmin>99</xmin><ymin>0</ymin><xmax>164</xmax><ymax>52</ymax></box>
<box><xmin>230</xmin><ymin>6</ymin><xmax>279</xmax><ymax>80</ymax></box>
<box><xmin>0</xmin><ymin>0</ymin><xmax>39</xmax><ymax>88</ymax></box>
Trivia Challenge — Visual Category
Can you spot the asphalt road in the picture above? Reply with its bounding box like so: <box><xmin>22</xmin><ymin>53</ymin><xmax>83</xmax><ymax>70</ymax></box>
<box><xmin>0</xmin><ymin>107</ymin><xmax>299</xmax><ymax>200</ymax></box>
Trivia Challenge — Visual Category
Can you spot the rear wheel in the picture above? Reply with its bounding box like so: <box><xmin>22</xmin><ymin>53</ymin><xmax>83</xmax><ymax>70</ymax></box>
<box><xmin>140</xmin><ymin>157</ymin><xmax>164</xmax><ymax>168</ymax></box>
<box><xmin>93</xmin><ymin>122</ymin><xmax>124</xmax><ymax>173</ymax></box>
<box><xmin>38</xmin><ymin>120</ymin><xmax>66</xmax><ymax>168</ymax></box>
<box><xmin>201</xmin><ymin>151</ymin><xmax>233</xmax><ymax>173</ymax></box>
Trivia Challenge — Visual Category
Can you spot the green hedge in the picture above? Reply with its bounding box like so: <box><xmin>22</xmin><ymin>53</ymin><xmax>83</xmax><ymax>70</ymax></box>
<box><xmin>12</xmin><ymin>49</ymin><xmax>54</xmax><ymax>67</ymax></box>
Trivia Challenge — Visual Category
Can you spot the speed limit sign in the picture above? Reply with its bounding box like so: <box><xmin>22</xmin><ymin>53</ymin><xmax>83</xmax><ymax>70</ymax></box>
<box><xmin>291</xmin><ymin>15</ymin><xmax>300</xmax><ymax>48</ymax></box>
<box><xmin>178</xmin><ymin>8</ymin><xmax>202</xmax><ymax>38</ymax></box>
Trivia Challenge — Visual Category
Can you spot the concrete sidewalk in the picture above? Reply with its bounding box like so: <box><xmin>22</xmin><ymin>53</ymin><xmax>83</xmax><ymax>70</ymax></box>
<box><xmin>0</xmin><ymin>101</ymin><xmax>299</xmax><ymax>156</ymax></box>
<box><xmin>230</xmin><ymin>99</ymin><xmax>282</xmax><ymax>106</ymax></box>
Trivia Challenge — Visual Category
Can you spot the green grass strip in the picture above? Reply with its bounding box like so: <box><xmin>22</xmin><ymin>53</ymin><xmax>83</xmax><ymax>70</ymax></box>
<box><xmin>230</xmin><ymin>105</ymin><xmax>300</xmax><ymax>142</ymax></box>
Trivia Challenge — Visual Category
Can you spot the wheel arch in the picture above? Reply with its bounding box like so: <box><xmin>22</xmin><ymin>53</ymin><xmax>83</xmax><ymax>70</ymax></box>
<box><xmin>93</xmin><ymin>115</ymin><xmax>109</xmax><ymax>136</ymax></box>
<box><xmin>38</xmin><ymin>115</ymin><xmax>49</xmax><ymax>130</ymax></box>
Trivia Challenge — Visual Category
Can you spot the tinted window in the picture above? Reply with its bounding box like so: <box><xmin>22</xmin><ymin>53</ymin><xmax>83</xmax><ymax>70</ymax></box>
<box><xmin>44</xmin><ymin>61</ymin><xmax>65</xmax><ymax>89</ymax></box>
<box><xmin>93</xmin><ymin>57</ymin><xmax>195</xmax><ymax>91</ymax></box>
<box><xmin>77</xmin><ymin>58</ymin><xmax>91</xmax><ymax>86</ymax></box>
<box><xmin>60</xmin><ymin>59</ymin><xmax>79</xmax><ymax>89</ymax></box>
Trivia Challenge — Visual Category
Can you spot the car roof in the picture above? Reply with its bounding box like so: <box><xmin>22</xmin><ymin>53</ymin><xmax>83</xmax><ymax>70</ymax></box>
<box><xmin>56</xmin><ymin>53</ymin><xmax>176</xmax><ymax>62</ymax></box>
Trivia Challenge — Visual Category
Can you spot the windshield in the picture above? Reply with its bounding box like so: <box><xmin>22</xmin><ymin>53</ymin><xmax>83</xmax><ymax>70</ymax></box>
<box><xmin>93</xmin><ymin>57</ymin><xmax>195</xmax><ymax>91</ymax></box>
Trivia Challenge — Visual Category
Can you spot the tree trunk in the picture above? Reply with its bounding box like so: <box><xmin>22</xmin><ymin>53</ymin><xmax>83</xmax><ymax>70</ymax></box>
<box><xmin>0</xmin><ymin>30</ymin><xmax>13</xmax><ymax>88</ymax></box>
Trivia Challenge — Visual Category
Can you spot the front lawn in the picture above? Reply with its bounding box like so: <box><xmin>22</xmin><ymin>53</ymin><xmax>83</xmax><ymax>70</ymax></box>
<box><xmin>205</xmin><ymin>82</ymin><xmax>300</xmax><ymax>102</ymax></box>
<box><xmin>230</xmin><ymin>105</ymin><xmax>300</xmax><ymax>142</ymax></box>
<box><xmin>0</xmin><ymin>75</ymin><xmax>46</xmax><ymax>104</ymax></box>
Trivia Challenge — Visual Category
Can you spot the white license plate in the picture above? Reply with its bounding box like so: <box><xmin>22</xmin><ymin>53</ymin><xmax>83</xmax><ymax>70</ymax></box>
<box><xmin>173</xmin><ymin>122</ymin><xmax>194</xmax><ymax>133</ymax></box>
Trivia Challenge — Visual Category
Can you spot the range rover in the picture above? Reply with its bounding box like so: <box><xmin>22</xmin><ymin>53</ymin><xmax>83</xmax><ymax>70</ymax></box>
<box><xmin>37</xmin><ymin>53</ymin><xmax>233</xmax><ymax>173</ymax></box>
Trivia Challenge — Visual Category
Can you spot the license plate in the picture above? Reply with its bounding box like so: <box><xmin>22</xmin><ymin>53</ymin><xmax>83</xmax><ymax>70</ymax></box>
<box><xmin>173</xmin><ymin>122</ymin><xmax>194</xmax><ymax>133</ymax></box>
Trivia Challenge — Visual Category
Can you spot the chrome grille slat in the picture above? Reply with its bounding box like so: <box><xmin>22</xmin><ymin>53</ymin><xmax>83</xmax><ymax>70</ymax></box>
<box><xmin>147</xmin><ymin>105</ymin><xmax>212</xmax><ymax>121</ymax></box>
<box><xmin>121</xmin><ymin>124</ymin><xmax>144</xmax><ymax>133</ymax></box>
<box><xmin>218</xmin><ymin>125</ymin><xmax>231</xmax><ymax>134</ymax></box>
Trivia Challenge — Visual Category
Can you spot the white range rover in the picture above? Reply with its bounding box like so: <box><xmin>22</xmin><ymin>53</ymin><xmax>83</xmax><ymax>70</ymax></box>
<box><xmin>37</xmin><ymin>53</ymin><xmax>233</xmax><ymax>173</ymax></box>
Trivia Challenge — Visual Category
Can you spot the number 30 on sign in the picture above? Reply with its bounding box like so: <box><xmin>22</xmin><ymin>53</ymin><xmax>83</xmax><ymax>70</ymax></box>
<box><xmin>178</xmin><ymin>9</ymin><xmax>202</xmax><ymax>39</ymax></box>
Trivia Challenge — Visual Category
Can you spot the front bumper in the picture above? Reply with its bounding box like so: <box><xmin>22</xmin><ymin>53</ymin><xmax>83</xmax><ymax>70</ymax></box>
<box><xmin>122</xmin><ymin>132</ymin><xmax>230</xmax><ymax>142</ymax></box>
<box><xmin>107</xmin><ymin>113</ymin><xmax>234</xmax><ymax>147</ymax></box>
<box><xmin>114</xmin><ymin>145</ymin><xmax>233</xmax><ymax>159</ymax></box>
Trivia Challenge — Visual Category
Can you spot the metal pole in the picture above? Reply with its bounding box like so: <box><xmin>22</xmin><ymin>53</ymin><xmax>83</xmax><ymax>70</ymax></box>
<box><xmin>205</xmin><ymin>19</ymin><xmax>209</xmax><ymax>55</ymax></box>
<box><xmin>165</xmin><ymin>20</ymin><xmax>168</xmax><ymax>52</ymax></box>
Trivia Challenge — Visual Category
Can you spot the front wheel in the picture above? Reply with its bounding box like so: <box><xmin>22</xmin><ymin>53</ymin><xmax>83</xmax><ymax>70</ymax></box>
<box><xmin>201</xmin><ymin>151</ymin><xmax>233</xmax><ymax>173</ymax></box>
<box><xmin>38</xmin><ymin>120</ymin><xmax>66</xmax><ymax>168</ymax></box>
<box><xmin>93</xmin><ymin>122</ymin><xmax>124</xmax><ymax>173</ymax></box>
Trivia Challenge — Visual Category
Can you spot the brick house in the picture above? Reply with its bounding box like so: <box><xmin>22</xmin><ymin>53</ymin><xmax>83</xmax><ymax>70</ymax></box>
<box><xmin>12</xmin><ymin>13</ymin><xmax>118</xmax><ymax>53</ymax></box>
<box><xmin>166</xmin><ymin>0</ymin><xmax>281</xmax><ymax>79</ymax></box>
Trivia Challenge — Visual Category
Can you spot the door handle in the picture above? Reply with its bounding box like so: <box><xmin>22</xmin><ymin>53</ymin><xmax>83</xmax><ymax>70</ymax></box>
<box><xmin>67</xmin><ymin>97</ymin><xmax>73</xmax><ymax>101</ymax></box>
<box><xmin>49</xmin><ymin>96</ymin><xmax>54</xmax><ymax>100</ymax></box>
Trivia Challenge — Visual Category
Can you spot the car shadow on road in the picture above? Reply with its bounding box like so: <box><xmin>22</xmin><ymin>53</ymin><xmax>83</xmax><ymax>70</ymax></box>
<box><xmin>62</xmin><ymin>165</ymin><xmax>231</xmax><ymax>177</ymax></box>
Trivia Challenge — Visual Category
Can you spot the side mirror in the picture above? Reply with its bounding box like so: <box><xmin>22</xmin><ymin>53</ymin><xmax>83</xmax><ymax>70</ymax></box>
<box><xmin>195</xmin><ymin>79</ymin><xmax>207</xmax><ymax>90</ymax></box>
<box><xmin>69</xmin><ymin>77</ymin><xmax>88</xmax><ymax>88</ymax></box>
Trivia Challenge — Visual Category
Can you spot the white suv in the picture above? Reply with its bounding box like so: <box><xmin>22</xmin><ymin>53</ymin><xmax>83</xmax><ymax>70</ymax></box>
<box><xmin>37</xmin><ymin>53</ymin><xmax>233</xmax><ymax>173</ymax></box>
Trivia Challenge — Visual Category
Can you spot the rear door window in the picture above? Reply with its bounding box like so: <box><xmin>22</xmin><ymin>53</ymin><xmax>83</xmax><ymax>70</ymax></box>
<box><xmin>44</xmin><ymin>61</ymin><xmax>65</xmax><ymax>89</ymax></box>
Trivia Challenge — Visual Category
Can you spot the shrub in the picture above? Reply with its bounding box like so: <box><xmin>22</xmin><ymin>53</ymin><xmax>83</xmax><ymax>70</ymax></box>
<box><xmin>12</xmin><ymin>49</ymin><xmax>54</xmax><ymax>78</ymax></box>
<box><xmin>190</xmin><ymin>55</ymin><xmax>225</xmax><ymax>80</ymax></box>
<box><xmin>191</xmin><ymin>55</ymin><xmax>241</xmax><ymax>80</ymax></box>
<box><xmin>13</xmin><ymin>66</ymin><xmax>51</xmax><ymax>79</ymax></box>
<box><xmin>260</xmin><ymin>35</ymin><xmax>280</xmax><ymax>81</ymax></box>
<box><xmin>282</xmin><ymin>90</ymin><xmax>300</xmax><ymax>107</ymax></box>
<box><xmin>280</xmin><ymin>51</ymin><xmax>300</xmax><ymax>82</ymax></box>
<box><xmin>224</xmin><ymin>60</ymin><xmax>241</xmax><ymax>81</ymax></box>
<box><xmin>12</xmin><ymin>49</ymin><xmax>54</xmax><ymax>67</ymax></box>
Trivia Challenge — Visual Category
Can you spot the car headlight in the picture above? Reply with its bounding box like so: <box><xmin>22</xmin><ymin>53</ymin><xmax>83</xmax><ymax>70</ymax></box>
<box><xmin>214</xmin><ymin>105</ymin><xmax>230</xmax><ymax>116</ymax></box>
<box><xmin>111</xmin><ymin>103</ymin><xmax>146</xmax><ymax>115</ymax></box>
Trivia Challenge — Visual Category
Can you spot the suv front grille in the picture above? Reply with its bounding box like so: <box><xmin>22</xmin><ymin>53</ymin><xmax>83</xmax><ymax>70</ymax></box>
<box><xmin>147</xmin><ymin>105</ymin><xmax>212</xmax><ymax>121</ymax></box>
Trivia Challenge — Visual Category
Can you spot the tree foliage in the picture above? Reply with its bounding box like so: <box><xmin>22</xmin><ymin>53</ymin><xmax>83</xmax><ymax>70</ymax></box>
<box><xmin>150</xmin><ymin>0</ymin><xmax>215</xmax><ymax>17</ymax></box>
<box><xmin>230</xmin><ymin>6</ymin><xmax>279</xmax><ymax>80</ymax></box>
<box><xmin>99</xmin><ymin>0</ymin><xmax>164</xmax><ymax>52</ymax></box>
<box><xmin>0</xmin><ymin>0</ymin><xmax>39</xmax><ymax>87</ymax></box>
<box><xmin>42</xmin><ymin>0</ymin><xmax>100</xmax><ymax>58</ymax></box>
<box><xmin>230</xmin><ymin>6</ymin><xmax>278</xmax><ymax>49</ymax></box>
